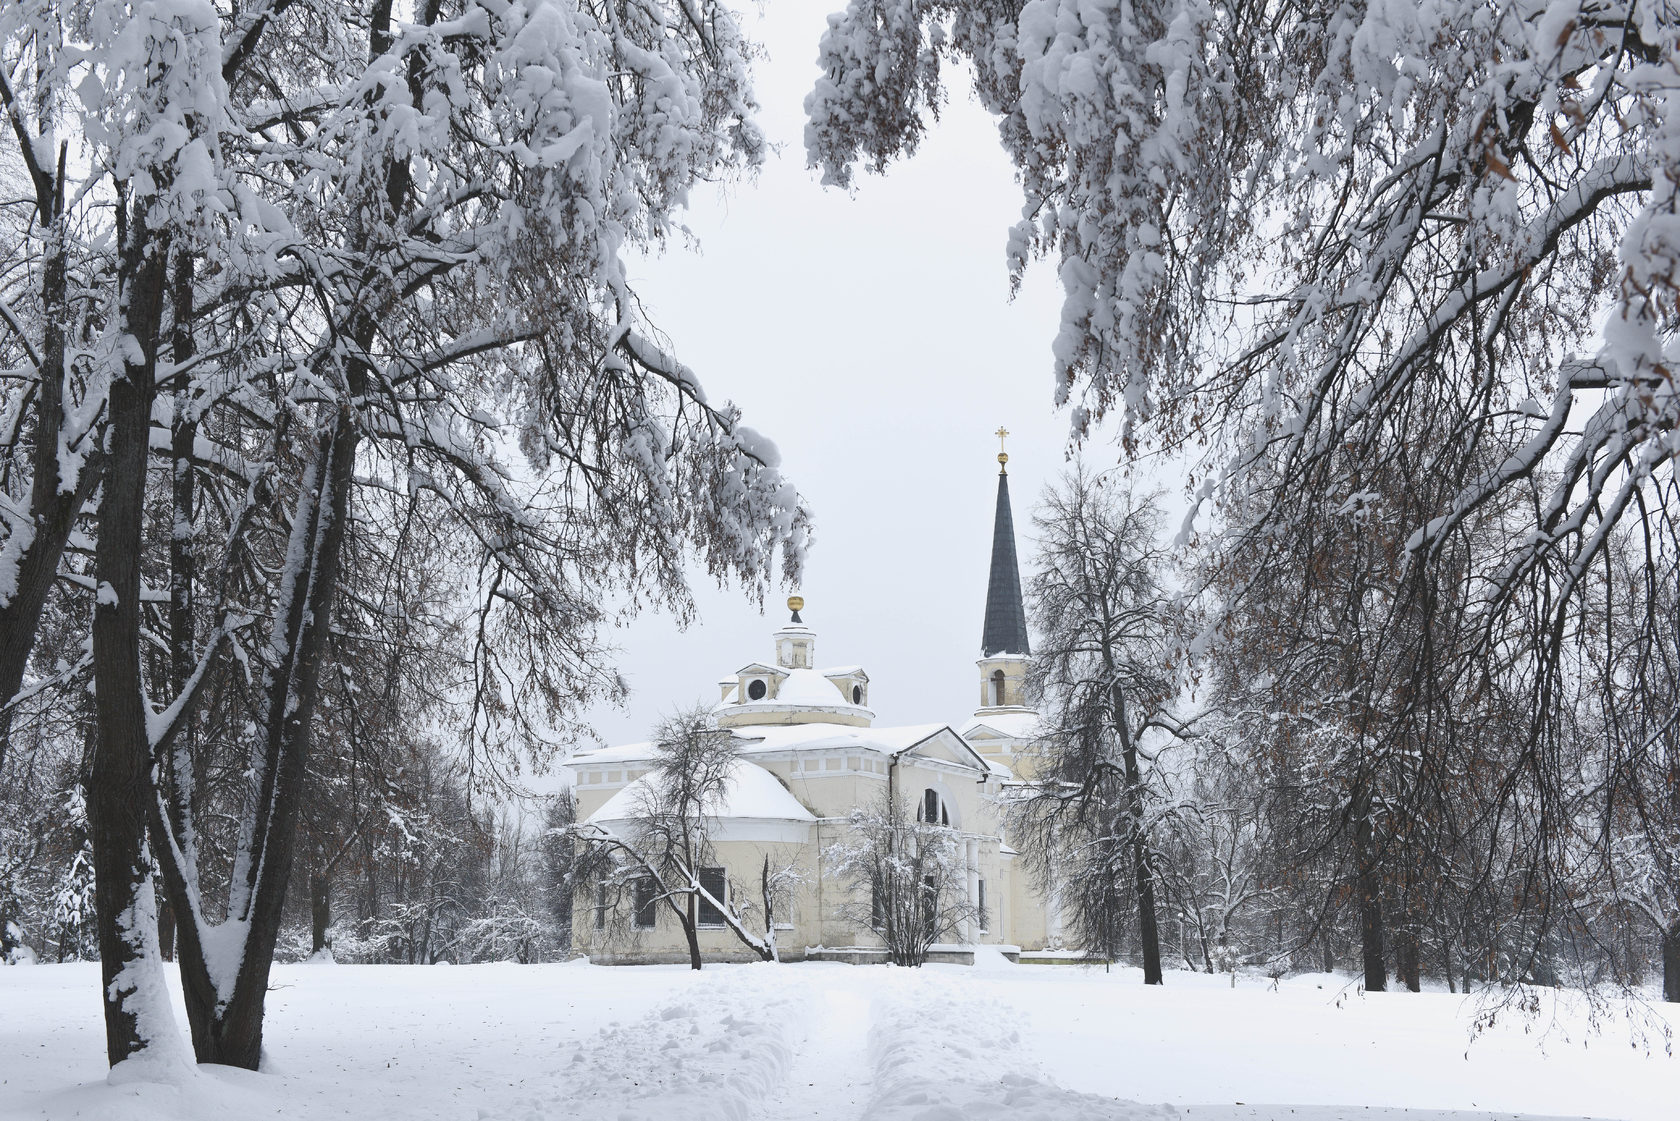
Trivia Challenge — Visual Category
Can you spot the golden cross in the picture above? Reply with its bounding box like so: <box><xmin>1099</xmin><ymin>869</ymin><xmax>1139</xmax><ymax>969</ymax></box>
<box><xmin>995</xmin><ymin>427</ymin><xmax>1009</xmax><ymax>455</ymax></box>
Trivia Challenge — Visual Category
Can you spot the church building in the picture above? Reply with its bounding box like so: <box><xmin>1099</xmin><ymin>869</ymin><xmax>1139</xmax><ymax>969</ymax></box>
<box><xmin>565</xmin><ymin>443</ymin><xmax>1056</xmax><ymax>963</ymax></box>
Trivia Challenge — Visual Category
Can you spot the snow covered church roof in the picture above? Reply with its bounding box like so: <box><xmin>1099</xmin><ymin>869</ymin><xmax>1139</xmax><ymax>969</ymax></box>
<box><xmin>585</xmin><ymin>758</ymin><xmax>816</xmax><ymax>825</ymax></box>
<box><xmin>960</xmin><ymin>711</ymin><xmax>1041</xmax><ymax>742</ymax></box>
<box><xmin>570</xmin><ymin>721</ymin><xmax>996</xmax><ymax>772</ymax></box>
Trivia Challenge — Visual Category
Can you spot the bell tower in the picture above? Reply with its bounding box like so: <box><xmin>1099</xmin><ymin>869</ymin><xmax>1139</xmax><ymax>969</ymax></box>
<box><xmin>977</xmin><ymin>429</ymin><xmax>1031</xmax><ymax>714</ymax></box>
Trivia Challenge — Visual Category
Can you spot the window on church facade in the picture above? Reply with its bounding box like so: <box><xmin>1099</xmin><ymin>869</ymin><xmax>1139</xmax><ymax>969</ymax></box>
<box><xmin>852</xmin><ymin>684</ymin><xmax>862</xmax><ymax>704</ymax></box>
<box><xmin>697</xmin><ymin>867</ymin><xmax>726</xmax><ymax>927</ymax></box>
<box><xmin>977</xmin><ymin>879</ymin><xmax>987</xmax><ymax>933</ymax></box>
<box><xmin>633</xmin><ymin>877</ymin><xmax>657</xmax><ymax>929</ymax></box>
<box><xmin>991</xmin><ymin>669</ymin><xmax>1006</xmax><ymax>706</ymax></box>
<box><xmin>747</xmin><ymin>678</ymin><xmax>767</xmax><ymax>700</ymax></box>
<box><xmin>921</xmin><ymin>788</ymin><xmax>939</xmax><ymax>824</ymax></box>
<box><xmin>594</xmin><ymin>883</ymin><xmax>607</xmax><ymax>930</ymax></box>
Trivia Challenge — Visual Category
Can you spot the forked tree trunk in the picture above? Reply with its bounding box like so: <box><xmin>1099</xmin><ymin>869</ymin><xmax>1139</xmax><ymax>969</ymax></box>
<box><xmin>156</xmin><ymin>416</ymin><xmax>357</xmax><ymax>1069</ymax></box>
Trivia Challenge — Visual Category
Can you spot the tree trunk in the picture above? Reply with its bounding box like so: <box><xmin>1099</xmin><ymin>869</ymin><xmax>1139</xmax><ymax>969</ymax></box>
<box><xmin>683</xmin><ymin>894</ymin><xmax>702</xmax><ymax>970</ymax></box>
<box><xmin>157</xmin><ymin>897</ymin><xmax>176</xmax><ymax>962</ymax></box>
<box><xmin>1663</xmin><ymin>920</ymin><xmax>1680</xmax><ymax>1004</ymax></box>
<box><xmin>311</xmin><ymin>873</ymin><xmax>331</xmax><ymax>956</ymax></box>
<box><xmin>159</xmin><ymin>419</ymin><xmax>357</xmax><ymax>1069</ymax></box>
<box><xmin>1395</xmin><ymin>928</ymin><xmax>1421</xmax><ymax>992</ymax></box>
<box><xmin>1352</xmin><ymin>794</ymin><xmax>1386</xmax><ymax>992</ymax></box>
<box><xmin>90</xmin><ymin>198</ymin><xmax>173</xmax><ymax>1066</ymax></box>
<box><xmin>0</xmin><ymin>147</ymin><xmax>99</xmax><ymax>773</ymax></box>
<box><xmin>1111</xmin><ymin>683</ymin><xmax>1163</xmax><ymax>985</ymax></box>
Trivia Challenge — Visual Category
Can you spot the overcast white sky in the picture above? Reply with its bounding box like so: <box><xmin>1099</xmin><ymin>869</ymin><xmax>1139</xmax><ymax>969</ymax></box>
<box><xmin>573</xmin><ymin>2</ymin><xmax>1130</xmax><ymax>750</ymax></box>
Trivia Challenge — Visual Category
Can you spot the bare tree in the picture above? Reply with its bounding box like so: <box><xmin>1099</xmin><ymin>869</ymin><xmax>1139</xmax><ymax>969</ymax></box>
<box><xmin>574</xmin><ymin>707</ymin><xmax>782</xmax><ymax>967</ymax></box>
<box><xmin>825</xmin><ymin>789</ymin><xmax>974</xmax><ymax>967</ymax></box>
<box><xmin>1012</xmin><ymin>466</ymin><xmax>1187</xmax><ymax>984</ymax></box>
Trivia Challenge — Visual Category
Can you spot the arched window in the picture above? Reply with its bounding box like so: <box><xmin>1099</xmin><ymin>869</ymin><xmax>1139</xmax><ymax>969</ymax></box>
<box><xmin>852</xmin><ymin>684</ymin><xmax>862</xmax><ymax>704</ymax></box>
<box><xmin>921</xmin><ymin>788</ymin><xmax>939</xmax><ymax>824</ymax></box>
<box><xmin>747</xmin><ymin>678</ymin><xmax>767</xmax><ymax>700</ymax></box>
<box><xmin>991</xmin><ymin>669</ymin><xmax>1006</xmax><ymax>706</ymax></box>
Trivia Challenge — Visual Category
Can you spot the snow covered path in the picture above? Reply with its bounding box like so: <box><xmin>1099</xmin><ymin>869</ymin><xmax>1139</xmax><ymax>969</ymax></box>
<box><xmin>1</xmin><ymin>961</ymin><xmax>1675</xmax><ymax>1121</ymax></box>
<box><xmin>754</xmin><ymin>977</ymin><xmax>873</xmax><ymax>1120</ymax></box>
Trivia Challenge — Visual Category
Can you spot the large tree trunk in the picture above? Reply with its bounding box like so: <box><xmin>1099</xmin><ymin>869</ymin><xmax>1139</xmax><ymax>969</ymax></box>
<box><xmin>1353</xmin><ymin>792</ymin><xmax>1386</xmax><ymax>993</ymax></box>
<box><xmin>1663</xmin><ymin>919</ymin><xmax>1680</xmax><ymax>1004</ymax></box>
<box><xmin>90</xmin><ymin>197</ymin><xmax>175</xmax><ymax>1066</ymax></box>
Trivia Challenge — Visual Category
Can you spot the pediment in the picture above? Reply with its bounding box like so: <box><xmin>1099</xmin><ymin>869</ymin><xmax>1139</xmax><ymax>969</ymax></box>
<box><xmin>898</xmin><ymin>728</ymin><xmax>988</xmax><ymax>773</ymax></box>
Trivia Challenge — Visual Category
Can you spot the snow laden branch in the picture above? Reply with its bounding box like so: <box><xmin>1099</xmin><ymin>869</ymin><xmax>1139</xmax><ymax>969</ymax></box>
<box><xmin>805</xmin><ymin>0</ymin><xmax>1680</xmax><ymax>998</ymax></box>
<box><xmin>0</xmin><ymin>0</ymin><xmax>808</xmax><ymax>1072</ymax></box>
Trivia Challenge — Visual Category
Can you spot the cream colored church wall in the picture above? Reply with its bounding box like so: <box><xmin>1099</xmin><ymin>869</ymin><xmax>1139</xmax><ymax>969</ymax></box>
<box><xmin>573</xmin><ymin>836</ymin><xmax>823</xmax><ymax>964</ymax></box>
<box><xmin>570</xmin><ymin>813</ymin><xmax>1029</xmax><ymax>959</ymax></box>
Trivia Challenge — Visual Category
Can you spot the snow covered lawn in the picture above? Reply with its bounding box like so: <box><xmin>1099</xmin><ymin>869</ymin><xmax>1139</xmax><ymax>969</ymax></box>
<box><xmin>0</xmin><ymin>959</ymin><xmax>1673</xmax><ymax>1121</ymax></box>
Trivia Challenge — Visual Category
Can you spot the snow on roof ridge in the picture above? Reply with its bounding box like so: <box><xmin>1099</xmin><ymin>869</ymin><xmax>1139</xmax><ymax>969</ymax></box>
<box><xmin>586</xmin><ymin>758</ymin><xmax>815</xmax><ymax>824</ymax></box>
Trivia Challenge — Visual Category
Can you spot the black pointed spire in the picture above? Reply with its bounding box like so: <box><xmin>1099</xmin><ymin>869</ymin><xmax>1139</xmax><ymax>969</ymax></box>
<box><xmin>982</xmin><ymin>447</ymin><xmax>1030</xmax><ymax>657</ymax></box>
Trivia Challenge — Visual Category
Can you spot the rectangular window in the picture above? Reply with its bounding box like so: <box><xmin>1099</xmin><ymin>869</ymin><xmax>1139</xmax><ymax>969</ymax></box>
<box><xmin>824</xmin><ymin>758</ymin><xmax>840</xmax><ymax>770</ymax></box>
<box><xmin>594</xmin><ymin>883</ymin><xmax>607</xmax><ymax>930</ymax></box>
<box><xmin>697</xmin><ymin>867</ymin><xmax>726</xmax><ymax>927</ymax></box>
<box><xmin>634</xmin><ymin>877</ymin><xmax>658</xmax><ymax>929</ymax></box>
<box><xmin>977</xmin><ymin>879</ymin><xmax>988</xmax><ymax>934</ymax></box>
<box><xmin>765</xmin><ymin>881</ymin><xmax>795</xmax><ymax>931</ymax></box>
<box><xmin>870</xmin><ymin>880</ymin><xmax>884</xmax><ymax>931</ymax></box>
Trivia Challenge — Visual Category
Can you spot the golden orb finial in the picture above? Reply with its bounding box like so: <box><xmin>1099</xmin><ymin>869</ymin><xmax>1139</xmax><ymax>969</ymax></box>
<box><xmin>995</xmin><ymin>426</ymin><xmax>1010</xmax><ymax>473</ymax></box>
<box><xmin>787</xmin><ymin>595</ymin><xmax>804</xmax><ymax>623</ymax></box>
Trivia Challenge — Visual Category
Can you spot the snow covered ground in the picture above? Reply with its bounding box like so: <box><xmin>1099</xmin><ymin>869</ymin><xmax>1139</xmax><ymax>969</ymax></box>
<box><xmin>0</xmin><ymin>959</ymin><xmax>1673</xmax><ymax>1121</ymax></box>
